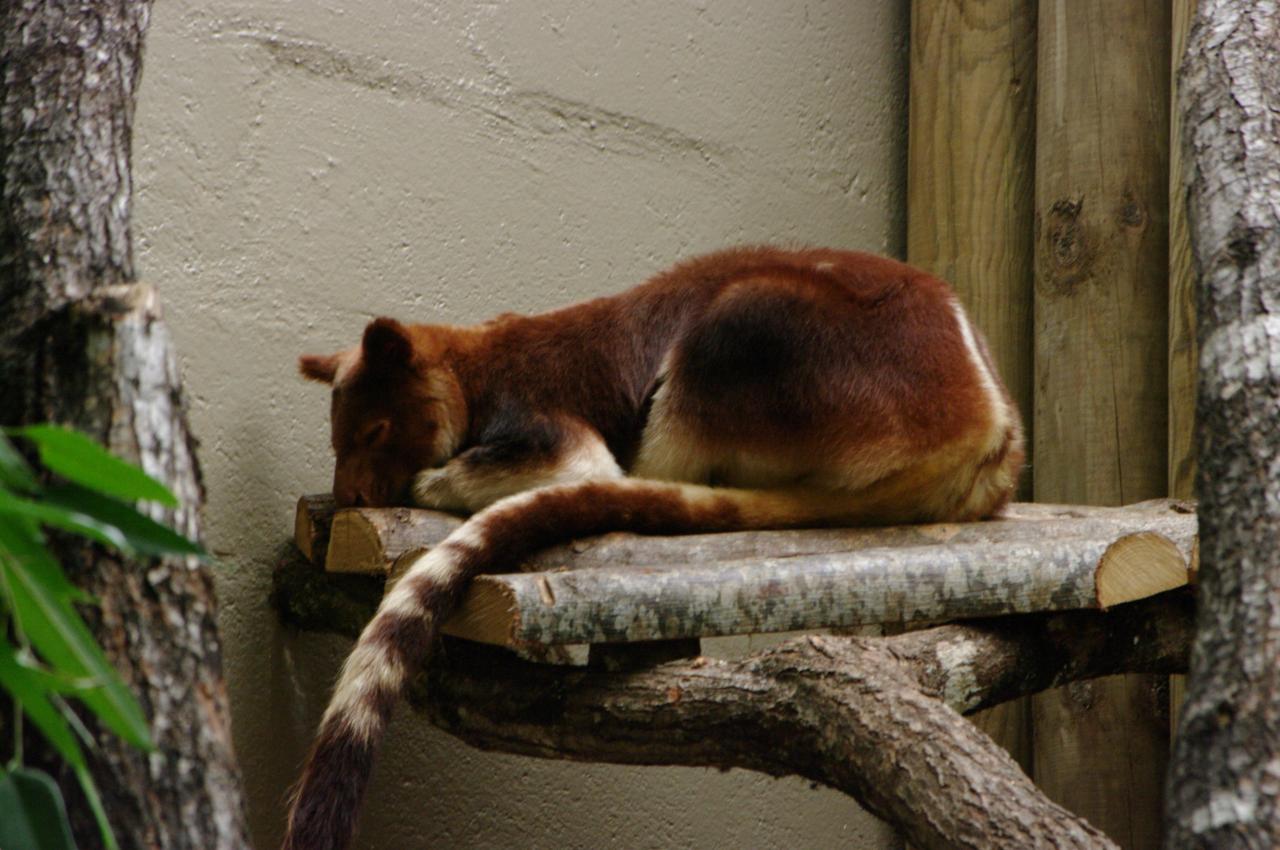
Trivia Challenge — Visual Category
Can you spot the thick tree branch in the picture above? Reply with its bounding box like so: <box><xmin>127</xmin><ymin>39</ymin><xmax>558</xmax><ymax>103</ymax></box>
<box><xmin>419</xmin><ymin>596</ymin><xmax>1190</xmax><ymax>850</ymax></box>
<box><xmin>275</xmin><ymin>553</ymin><xmax>1191</xmax><ymax>850</ymax></box>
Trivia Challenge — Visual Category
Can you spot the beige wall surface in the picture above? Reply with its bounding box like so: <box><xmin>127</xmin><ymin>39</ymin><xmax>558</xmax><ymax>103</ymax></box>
<box><xmin>133</xmin><ymin>2</ymin><xmax>908</xmax><ymax>847</ymax></box>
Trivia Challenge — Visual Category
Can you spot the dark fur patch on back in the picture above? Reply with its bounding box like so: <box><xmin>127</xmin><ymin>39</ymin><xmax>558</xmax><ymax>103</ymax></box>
<box><xmin>663</xmin><ymin>264</ymin><xmax>985</xmax><ymax>452</ymax></box>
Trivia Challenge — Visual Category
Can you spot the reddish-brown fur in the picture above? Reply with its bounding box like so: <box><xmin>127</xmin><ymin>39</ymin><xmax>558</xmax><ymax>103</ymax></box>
<box><xmin>285</xmin><ymin>246</ymin><xmax>1024</xmax><ymax>850</ymax></box>
<box><xmin>301</xmin><ymin>247</ymin><xmax>1016</xmax><ymax>513</ymax></box>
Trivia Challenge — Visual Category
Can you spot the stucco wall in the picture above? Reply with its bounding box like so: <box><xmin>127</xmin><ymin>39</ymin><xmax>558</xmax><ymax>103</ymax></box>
<box><xmin>133</xmin><ymin>2</ymin><xmax>909</xmax><ymax>847</ymax></box>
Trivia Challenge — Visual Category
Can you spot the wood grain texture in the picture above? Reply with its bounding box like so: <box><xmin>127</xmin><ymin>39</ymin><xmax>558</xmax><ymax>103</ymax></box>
<box><xmin>1095</xmin><ymin>532</ymin><xmax>1187</xmax><ymax>607</ymax></box>
<box><xmin>295</xmin><ymin>493</ymin><xmax>336</xmax><ymax>563</ymax></box>
<box><xmin>1032</xmin><ymin>2</ymin><xmax>1172</xmax><ymax>847</ymax></box>
<box><xmin>907</xmin><ymin>0</ymin><xmax>1036</xmax><ymax>497</ymax></box>
<box><xmin>1167</xmin><ymin>0</ymin><xmax>1197</xmax><ymax>740</ymax></box>
<box><xmin>1168</xmin><ymin>0</ymin><xmax>1198</xmax><ymax>502</ymax></box>
<box><xmin>907</xmin><ymin>0</ymin><xmax>1038</xmax><ymax>785</ymax></box>
<box><xmin>325</xmin><ymin>506</ymin><xmax>461</xmax><ymax>573</ymax></box>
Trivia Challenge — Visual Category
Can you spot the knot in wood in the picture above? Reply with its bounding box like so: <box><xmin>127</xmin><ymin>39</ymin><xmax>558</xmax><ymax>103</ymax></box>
<box><xmin>1117</xmin><ymin>189</ymin><xmax>1147</xmax><ymax>229</ymax></box>
<box><xmin>1062</xmin><ymin>679</ymin><xmax>1097</xmax><ymax>711</ymax></box>
<box><xmin>1039</xmin><ymin>196</ymin><xmax>1092</xmax><ymax>294</ymax></box>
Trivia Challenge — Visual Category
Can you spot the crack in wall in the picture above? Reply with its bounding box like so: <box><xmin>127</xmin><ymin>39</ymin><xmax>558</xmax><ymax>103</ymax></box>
<box><xmin>211</xmin><ymin>20</ymin><xmax>737</xmax><ymax>171</ymax></box>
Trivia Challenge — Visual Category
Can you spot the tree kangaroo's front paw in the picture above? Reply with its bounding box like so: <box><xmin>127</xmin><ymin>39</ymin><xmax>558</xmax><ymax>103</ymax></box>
<box><xmin>411</xmin><ymin>467</ymin><xmax>466</xmax><ymax>512</ymax></box>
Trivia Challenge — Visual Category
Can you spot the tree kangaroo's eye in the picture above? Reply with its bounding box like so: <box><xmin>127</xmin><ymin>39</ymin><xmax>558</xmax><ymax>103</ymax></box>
<box><xmin>358</xmin><ymin>419</ymin><xmax>391</xmax><ymax>448</ymax></box>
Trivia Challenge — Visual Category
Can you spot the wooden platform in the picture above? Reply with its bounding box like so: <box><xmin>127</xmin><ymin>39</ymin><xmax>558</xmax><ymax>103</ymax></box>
<box><xmin>285</xmin><ymin>495</ymin><xmax>1197</xmax><ymax>652</ymax></box>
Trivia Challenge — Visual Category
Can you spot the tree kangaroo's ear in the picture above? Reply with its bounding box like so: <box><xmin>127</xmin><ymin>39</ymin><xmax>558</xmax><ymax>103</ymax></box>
<box><xmin>298</xmin><ymin>353</ymin><xmax>341</xmax><ymax>383</ymax></box>
<box><xmin>362</xmin><ymin>317</ymin><xmax>414</xmax><ymax>371</ymax></box>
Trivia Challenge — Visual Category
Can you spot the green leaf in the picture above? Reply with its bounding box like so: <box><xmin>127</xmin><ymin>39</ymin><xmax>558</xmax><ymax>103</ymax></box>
<box><xmin>0</xmin><ymin>768</ymin><xmax>78</xmax><ymax>850</ymax></box>
<box><xmin>72</xmin><ymin>759</ymin><xmax>119</xmax><ymax>850</ymax></box>
<box><xmin>0</xmin><ymin>433</ymin><xmax>39</xmax><ymax>495</ymax></box>
<box><xmin>0</xmin><ymin>487</ymin><xmax>129</xmax><ymax>552</ymax></box>
<box><xmin>0</xmin><ymin>638</ymin><xmax>86</xmax><ymax>768</ymax></box>
<box><xmin>0</xmin><ymin>515</ymin><xmax>87</xmax><ymax>606</ymax></box>
<box><xmin>0</xmin><ymin>544</ymin><xmax>152</xmax><ymax>750</ymax></box>
<box><xmin>0</xmin><ymin>485</ymin><xmax>203</xmax><ymax>561</ymax></box>
<box><xmin>43</xmin><ymin>484</ymin><xmax>205</xmax><ymax>559</ymax></box>
<box><xmin>10</xmin><ymin>425</ymin><xmax>178</xmax><ymax>507</ymax></box>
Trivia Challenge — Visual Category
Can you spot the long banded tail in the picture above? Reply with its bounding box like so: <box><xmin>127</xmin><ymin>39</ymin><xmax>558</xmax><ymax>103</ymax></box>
<box><xmin>282</xmin><ymin>477</ymin><xmax>904</xmax><ymax>850</ymax></box>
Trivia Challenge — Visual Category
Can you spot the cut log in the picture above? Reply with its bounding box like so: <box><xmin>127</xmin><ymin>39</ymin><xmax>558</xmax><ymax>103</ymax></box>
<box><xmin>294</xmin><ymin>493</ymin><xmax>336</xmax><ymax>563</ymax></box>
<box><xmin>325</xmin><ymin>505</ymin><xmax>462</xmax><ymax>573</ymax></box>
<box><xmin>1095</xmin><ymin>531</ymin><xmax>1188</xmax><ymax>608</ymax></box>
<box><xmin>293</xmin><ymin>495</ymin><xmax>1197</xmax><ymax>576</ymax></box>
<box><xmin>290</xmin><ymin>497</ymin><xmax>1198</xmax><ymax>649</ymax></box>
<box><xmin>423</xmin><ymin>529</ymin><xmax>1191</xmax><ymax>649</ymax></box>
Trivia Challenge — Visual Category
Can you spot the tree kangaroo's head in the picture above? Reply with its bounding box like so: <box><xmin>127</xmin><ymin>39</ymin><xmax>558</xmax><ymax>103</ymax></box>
<box><xmin>300</xmin><ymin>318</ymin><xmax>465</xmax><ymax>507</ymax></box>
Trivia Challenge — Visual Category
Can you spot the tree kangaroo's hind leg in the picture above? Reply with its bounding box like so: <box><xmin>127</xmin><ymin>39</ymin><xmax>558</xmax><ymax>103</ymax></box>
<box><xmin>412</xmin><ymin>412</ymin><xmax>622</xmax><ymax>513</ymax></box>
<box><xmin>632</xmin><ymin>374</ymin><xmax>1019</xmax><ymax>526</ymax></box>
<box><xmin>630</xmin><ymin>280</ymin><xmax>1023</xmax><ymax>525</ymax></box>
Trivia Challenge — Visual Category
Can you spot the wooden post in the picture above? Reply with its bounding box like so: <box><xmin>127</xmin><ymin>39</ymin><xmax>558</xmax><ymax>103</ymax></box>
<box><xmin>908</xmin><ymin>0</ymin><xmax>1036</xmax><ymax>480</ymax></box>
<box><xmin>1167</xmin><ymin>0</ymin><xmax>1197</xmax><ymax>740</ymax></box>
<box><xmin>1033</xmin><ymin>2</ymin><xmax>1171</xmax><ymax>848</ymax></box>
<box><xmin>907</xmin><ymin>0</ymin><xmax>1037</xmax><ymax>782</ymax></box>
<box><xmin>1168</xmin><ymin>0</ymin><xmax>1198</xmax><ymax>501</ymax></box>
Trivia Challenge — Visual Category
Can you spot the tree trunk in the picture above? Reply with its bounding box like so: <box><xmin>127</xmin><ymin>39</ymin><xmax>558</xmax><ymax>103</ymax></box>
<box><xmin>0</xmin><ymin>2</ymin><xmax>251</xmax><ymax>848</ymax></box>
<box><xmin>1165</xmin><ymin>4</ymin><xmax>1280</xmax><ymax>847</ymax></box>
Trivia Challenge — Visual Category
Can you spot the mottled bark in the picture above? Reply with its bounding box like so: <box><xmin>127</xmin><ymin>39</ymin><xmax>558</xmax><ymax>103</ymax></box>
<box><xmin>428</xmin><ymin>529</ymin><xmax>1189</xmax><ymax>648</ymax></box>
<box><xmin>295</xmin><ymin>498</ymin><xmax>1195</xmax><ymax>649</ymax></box>
<box><xmin>295</xmin><ymin>493</ymin><xmax>1196</xmax><ymax>576</ymax></box>
<box><xmin>1166</xmin><ymin>4</ymin><xmax>1280</xmax><ymax>848</ymax></box>
<box><xmin>275</xmin><ymin>555</ymin><xmax>1193</xmax><ymax>850</ymax></box>
<box><xmin>0</xmin><ymin>2</ymin><xmax>250</xmax><ymax>848</ymax></box>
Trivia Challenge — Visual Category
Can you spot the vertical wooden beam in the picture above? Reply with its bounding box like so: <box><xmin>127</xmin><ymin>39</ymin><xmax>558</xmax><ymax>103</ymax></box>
<box><xmin>907</xmin><ymin>0</ymin><xmax>1037</xmax><ymax>781</ymax></box>
<box><xmin>1168</xmin><ymin>2</ymin><xmax>1197</xmax><ymax>503</ymax></box>
<box><xmin>1033</xmin><ymin>2</ymin><xmax>1171</xmax><ymax>848</ymax></box>
<box><xmin>908</xmin><ymin>0</ymin><xmax>1036</xmax><ymax>494</ymax></box>
<box><xmin>1167</xmin><ymin>0</ymin><xmax>1198</xmax><ymax>741</ymax></box>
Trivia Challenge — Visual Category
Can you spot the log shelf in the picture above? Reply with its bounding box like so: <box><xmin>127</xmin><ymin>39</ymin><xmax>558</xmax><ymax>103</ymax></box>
<box><xmin>284</xmin><ymin>494</ymin><xmax>1197</xmax><ymax>653</ymax></box>
<box><xmin>273</xmin><ymin>495</ymin><xmax>1200</xmax><ymax>850</ymax></box>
